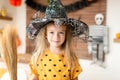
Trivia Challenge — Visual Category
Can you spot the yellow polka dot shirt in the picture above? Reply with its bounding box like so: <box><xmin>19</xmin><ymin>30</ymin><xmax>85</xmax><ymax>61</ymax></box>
<box><xmin>29</xmin><ymin>50</ymin><xmax>82</xmax><ymax>80</ymax></box>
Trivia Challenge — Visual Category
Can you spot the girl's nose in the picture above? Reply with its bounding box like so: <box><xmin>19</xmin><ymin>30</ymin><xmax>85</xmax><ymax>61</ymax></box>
<box><xmin>54</xmin><ymin>33</ymin><xmax>59</xmax><ymax>40</ymax></box>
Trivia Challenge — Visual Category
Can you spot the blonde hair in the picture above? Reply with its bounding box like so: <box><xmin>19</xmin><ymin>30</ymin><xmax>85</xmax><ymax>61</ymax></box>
<box><xmin>33</xmin><ymin>22</ymin><xmax>77</xmax><ymax>68</ymax></box>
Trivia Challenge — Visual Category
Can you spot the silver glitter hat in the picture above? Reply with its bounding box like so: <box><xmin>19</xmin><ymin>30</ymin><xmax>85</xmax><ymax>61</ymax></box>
<box><xmin>27</xmin><ymin>0</ymin><xmax>88</xmax><ymax>39</ymax></box>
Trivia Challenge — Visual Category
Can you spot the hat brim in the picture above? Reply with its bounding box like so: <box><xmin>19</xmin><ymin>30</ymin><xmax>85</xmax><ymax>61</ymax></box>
<box><xmin>65</xmin><ymin>18</ymin><xmax>88</xmax><ymax>37</ymax></box>
<box><xmin>26</xmin><ymin>18</ymin><xmax>53</xmax><ymax>39</ymax></box>
<box><xmin>27</xmin><ymin>18</ymin><xmax>88</xmax><ymax>39</ymax></box>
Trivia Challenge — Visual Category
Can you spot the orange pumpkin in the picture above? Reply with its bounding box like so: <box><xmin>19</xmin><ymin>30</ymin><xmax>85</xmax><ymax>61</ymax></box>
<box><xmin>16</xmin><ymin>36</ymin><xmax>21</xmax><ymax>47</ymax></box>
<box><xmin>9</xmin><ymin>0</ymin><xmax>22</xmax><ymax>7</ymax></box>
<box><xmin>116</xmin><ymin>33</ymin><xmax>120</xmax><ymax>39</ymax></box>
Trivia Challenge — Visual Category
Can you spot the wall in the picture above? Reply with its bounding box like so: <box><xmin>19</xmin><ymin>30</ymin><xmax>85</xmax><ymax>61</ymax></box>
<box><xmin>0</xmin><ymin>0</ymin><xmax>26</xmax><ymax>53</ymax></box>
<box><xmin>16</xmin><ymin>0</ymin><xmax>26</xmax><ymax>53</ymax></box>
<box><xmin>78</xmin><ymin>0</ymin><xmax>120</xmax><ymax>80</ymax></box>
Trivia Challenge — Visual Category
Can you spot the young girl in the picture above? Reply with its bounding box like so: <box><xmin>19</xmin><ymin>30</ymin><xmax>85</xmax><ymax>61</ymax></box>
<box><xmin>29</xmin><ymin>21</ymin><xmax>82</xmax><ymax>80</ymax></box>
<box><xmin>27</xmin><ymin>0</ymin><xmax>88</xmax><ymax>80</ymax></box>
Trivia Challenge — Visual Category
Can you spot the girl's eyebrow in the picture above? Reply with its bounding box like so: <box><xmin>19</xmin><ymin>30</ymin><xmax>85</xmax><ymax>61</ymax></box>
<box><xmin>47</xmin><ymin>29</ymin><xmax>66</xmax><ymax>31</ymax></box>
<box><xmin>48</xmin><ymin>30</ymin><xmax>65</xmax><ymax>32</ymax></box>
<box><xmin>60</xmin><ymin>30</ymin><xmax>66</xmax><ymax>32</ymax></box>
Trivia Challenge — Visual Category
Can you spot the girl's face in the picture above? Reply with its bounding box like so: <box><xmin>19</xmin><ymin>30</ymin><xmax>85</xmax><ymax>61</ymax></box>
<box><xmin>46</xmin><ymin>24</ymin><xmax>66</xmax><ymax>48</ymax></box>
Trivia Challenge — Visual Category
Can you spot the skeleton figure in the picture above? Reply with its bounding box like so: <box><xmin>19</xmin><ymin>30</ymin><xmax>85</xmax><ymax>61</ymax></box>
<box><xmin>88</xmin><ymin>13</ymin><xmax>109</xmax><ymax>67</ymax></box>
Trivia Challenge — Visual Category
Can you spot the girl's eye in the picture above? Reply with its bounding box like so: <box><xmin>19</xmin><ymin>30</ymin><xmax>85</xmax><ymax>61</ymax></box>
<box><xmin>59</xmin><ymin>32</ymin><xmax>64</xmax><ymax>34</ymax></box>
<box><xmin>50</xmin><ymin>32</ymin><xmax>54</xmax><ymax>34</ymax></box>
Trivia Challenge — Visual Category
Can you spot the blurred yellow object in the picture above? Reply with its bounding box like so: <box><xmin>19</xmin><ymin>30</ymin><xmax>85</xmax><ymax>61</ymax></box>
<box><xmin>116</xmin><ymin>33</ymin><xmax>120</xmax><ymax>39</ymax></box>
<box><xmin>0</xmin><ymin>29</ymin><xmax>3</xmax><ymax>33</ymax></box>
<box><xmin>0</xmin><ymin>68</ymin><xmax>6</xmax><ymax>78</ymax></box>
<box><xmin>1</xmin><ymin>7</ymin><xmax>6</xmax><ymax>17</ymax></box>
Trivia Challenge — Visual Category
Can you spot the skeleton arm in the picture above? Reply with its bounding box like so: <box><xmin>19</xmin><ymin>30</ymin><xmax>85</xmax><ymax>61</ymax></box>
<box><xmin>103</xmin><ymin>27</ymin><xmax>109</xmax><ymax>54</ymax></box>
<box><xmin>88</xmin><ymin>36</ymin><xmax>93</xmax><ymax>54</ymax></box>
<box><xmin>87</xmin><ymin>26</ymin><xmax>94</xmax><ymax>54</ymax></box>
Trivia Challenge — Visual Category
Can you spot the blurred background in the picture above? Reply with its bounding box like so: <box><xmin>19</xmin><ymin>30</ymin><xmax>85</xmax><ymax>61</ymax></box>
<box><xmin>0</xmin><ymin>0</ymin><xmax>120</xmax><ymax>80</ymax></box>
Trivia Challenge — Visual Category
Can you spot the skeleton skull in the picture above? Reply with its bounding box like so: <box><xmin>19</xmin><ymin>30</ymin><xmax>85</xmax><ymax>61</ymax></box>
<box><xmin>95</xmin><ymin>13</ymin><xmax>104</xmax><ymax>25</ymax></box>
